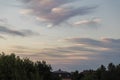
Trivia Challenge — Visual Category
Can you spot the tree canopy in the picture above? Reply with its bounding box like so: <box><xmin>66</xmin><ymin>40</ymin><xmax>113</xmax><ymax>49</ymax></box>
<box><xmin>0</xmin><ymin>53</ymin><xmax>59</xmax><ymax>80</ymax></box>
<box><xmin>71</xmin><ymin>63</ymin><xmax>120</xmax><ymax>80</ymax></box>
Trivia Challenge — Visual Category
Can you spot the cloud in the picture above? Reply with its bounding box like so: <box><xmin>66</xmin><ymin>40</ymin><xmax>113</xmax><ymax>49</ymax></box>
<box><xmin>14</xmin><ymin>37</ymin><xmax>120</xmax><ymax>61</ymax></box>
<box><xmin>65</xmin><ymin>38</ymin><xmax>120</xmax><ymax>51</ymax></box>
<box><xmin>0</xmin><ymin>25</ymin><xmax>39</xmax><ymax>37</ymax></box>
<box><xmin>0</xmin><ymin>18</ymin><xmax>8</xmax><ymax>24</ymax></box>
<box><xmin>20</xmin><ymin>0</ymin><xmax>97</xmax><ymax>26</ymax></box>
<box><xmin>0</xmin><ymin>35</ymin><xmax>6</xmax><ymax>39</ymax></box>
<box><xmin>10</xmin><ymin>45</ymin><xmax>40</xmax><ymax>54</ymax></box>
<box><xmin>0</xmin><ymin>18</ymin><xmax>39</xmax><ymax>37</ymax></box>
<box><xmin>36</xmin><ymin>38</ymin><xmax>120</xmax><ymax>60</ymax></box>
<box><xmin>73</xmin><ymin>18</ymin><xmax>101</xmax><ymax>27</ymax></box>
<box><xmin>12</xmin><ymin>37</ymin><xmax>120</xmax><ymax>71</ymax></box>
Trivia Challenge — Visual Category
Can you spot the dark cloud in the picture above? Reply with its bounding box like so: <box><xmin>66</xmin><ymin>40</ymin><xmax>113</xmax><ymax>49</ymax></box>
<box><xmin>20</xmin><ymin>0</ymin><xmax>97</xmax><ymax>26</ymax></box>
<box><xmin>0</xmin><ymin>17</ymin><xmax>39</xmax><ymax>37</ymax></box>
<box><xmin>0</xmin><ymin>25</ymin><xmax>39</xmax><ymax>37</ymax></box>
<box><xmin>66</xmin><ymin>38</ymin><xmax>103</xmax><ymax>46</ymax></box>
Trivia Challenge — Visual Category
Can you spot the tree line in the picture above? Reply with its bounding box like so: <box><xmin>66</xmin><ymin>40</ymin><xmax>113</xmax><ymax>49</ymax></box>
<box><xmin>0</xmin><ymin>53</ymin><xmax>120</xmax><ymax>80</ymax></box>
<box><xmin>0</xmin><ymin>53</ymin><xmax>60</xmax><ymax>80</ymax></box>
<box><xmin>71</xmin><ymin>63</ymin><xmax>120</xmax><ymax>80</ymax></box>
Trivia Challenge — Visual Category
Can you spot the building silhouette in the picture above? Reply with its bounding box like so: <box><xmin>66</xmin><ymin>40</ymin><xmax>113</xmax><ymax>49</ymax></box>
<box><xmin>53</xmin><ymin>69</ymin><xmax>71</xmax><ymax>80</ymax></box>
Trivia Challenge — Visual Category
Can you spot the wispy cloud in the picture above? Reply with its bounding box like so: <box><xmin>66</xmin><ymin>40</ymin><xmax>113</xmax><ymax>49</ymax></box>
<box><xmin>66</xmin><ymin>38</ymin><xmax>120</xmax><ymax>51</ymax></box>
<box><xmin>10</xmin><ymin>45</ymin><xmax>40</xmax><ymax>54</ymax></box>
<box><xmin>0</xmin><ymin>25</ymin><xmax>39</xmax><ymax>37</ymax></box>
<box><xmin>0</xmin><ymin>18</ymin><xmax>39</xmax><ymax>37</ymax></box>
<box><xmin>20</xmin><ymin>0</ymin><xmax>97</xmax><ymax>26</ymax></box>
<box><xmin>73</xmin><ymin>18</ymin><xmax>101</xmax><ymax>27</ymax></box>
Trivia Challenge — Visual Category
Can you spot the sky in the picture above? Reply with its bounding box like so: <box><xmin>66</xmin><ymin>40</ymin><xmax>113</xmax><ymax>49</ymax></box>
<box><xmin>0</xmin><ymin>0</ymin><xmax>120</xmax><ymax>71</ymax></box>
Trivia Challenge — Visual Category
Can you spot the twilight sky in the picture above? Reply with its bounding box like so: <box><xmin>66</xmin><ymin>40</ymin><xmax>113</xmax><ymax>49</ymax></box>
<box><xmin>0</xmin><ymin>0</ymin><xmax>120</xmax><ymax>71</ymax></box>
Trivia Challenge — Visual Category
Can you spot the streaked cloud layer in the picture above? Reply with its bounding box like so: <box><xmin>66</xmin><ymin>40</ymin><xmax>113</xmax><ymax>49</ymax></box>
<box><xmin>20</xmin><ymin>0</ymin><xmax>97</xmax><ymax>26</ymax></box>
<box><xmin>65</xmin><ymin>38</ymin><xmax>120</xmax><ymax>53</ymax></box>
<box><xmin>13</xmin><ymin>37</ymin><xmax>120</xmax><ymax>70</ymax></box>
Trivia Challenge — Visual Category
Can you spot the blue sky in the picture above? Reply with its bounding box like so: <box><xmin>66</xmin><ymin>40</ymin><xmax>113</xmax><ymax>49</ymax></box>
<box><xmin>0</xmin><ymin>0</ymin><xmax>120</xmax><ymax>71</ymax></box>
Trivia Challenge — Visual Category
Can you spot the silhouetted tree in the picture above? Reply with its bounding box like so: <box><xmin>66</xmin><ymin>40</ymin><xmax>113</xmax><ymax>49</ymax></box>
<box><xmin>0</xmin><ymin>53</ymin><xmax>58</xmax><ymax>80</ymax></box>
<box><xmin>96</xmin><ymin>65</ymin><xmax>106</xmax><ymax>80</ymax></box>
<box><xmin>79</xmin><ymin>63</ymin><xmax>120</xmax><ymax>80</ymax></box>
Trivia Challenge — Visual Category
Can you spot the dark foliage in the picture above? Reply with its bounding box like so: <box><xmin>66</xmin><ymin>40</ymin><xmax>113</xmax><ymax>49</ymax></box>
<box><xmin>0</xmin><ymin>53</ymin><xmax>120</xmax><ymax>80</ymax></box>
<box><xmin>0</xmin><ymin>53</ymin><xmax>60</xmax><ymax>80</ymax></box>
<box><xmin>71</xmin><ymin>63</ymin><xmax>120</xmax><ymax>80</ymax></box>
